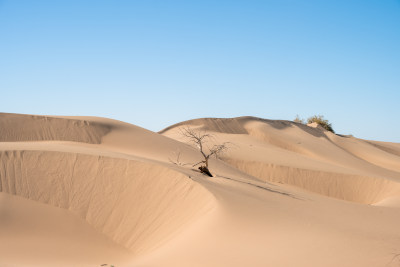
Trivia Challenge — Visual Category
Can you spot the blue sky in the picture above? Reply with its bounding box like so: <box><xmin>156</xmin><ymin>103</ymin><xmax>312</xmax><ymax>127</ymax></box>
<box><xmin>1</xmin><ymin>0</ymin><xmax>399</xmax><ymax>142</ymax></box>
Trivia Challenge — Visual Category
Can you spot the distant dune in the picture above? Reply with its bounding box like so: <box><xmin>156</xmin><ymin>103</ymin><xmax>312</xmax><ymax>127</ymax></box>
<box><xmin>161</xmin><ymin>116</ymin><xmax>400</xmax><ymax>204</ymax></box>
<box><xmin>1</xmin><ymin>113</ymin><xmax>400</xmax><ymax>267</ymax></box>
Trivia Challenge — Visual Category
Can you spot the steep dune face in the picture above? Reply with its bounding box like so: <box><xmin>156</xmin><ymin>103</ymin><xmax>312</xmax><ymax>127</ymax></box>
<box><xmin>160</xmin><ymin>117</ymin><xmax>248</xmax><ymax>134</ymax></box>
<box><xmin>161</xmin><ymin>116</ymin><xmax>400</xmax><ymax>204</ymax></box>
<box><xmin>0</xmin><ymin>113</ymin><xmax>110</xmax><ymax>143</ymax></box>
<box><xmin>223</xmin><ymin>159</ymin><xmax>400</xmax><ymax>204</ymax></box>
<box><xmin>0</xmin><ymin>113</ymin><xmax>216</xmax><ymax>261</ymax></box>
<box><xmin>2</xmin><ymin>113</ymin><xmax>400</xmax><ymax>267</ymax></box>
<box><xmin>0</xmin><ymin>150</ymin><xmax>214</xmax><ymax>254</ymax></box>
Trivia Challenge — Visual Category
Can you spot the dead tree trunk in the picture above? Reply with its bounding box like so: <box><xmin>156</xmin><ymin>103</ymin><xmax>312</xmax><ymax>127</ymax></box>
<box><xmin>198</xmin><ymin>166</ymin><xmax>213</xmax><ymax>177</ymax></box>
<box><xmin>181</xmin><ymin>127</ymin><xmax>229</xmax><ymax>178</ymax></box>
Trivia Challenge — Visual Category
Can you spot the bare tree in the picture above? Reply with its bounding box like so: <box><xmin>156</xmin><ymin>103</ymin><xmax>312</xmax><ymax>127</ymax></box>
<box><xmin>180</xmin><ymin>127</ymin><xmax>229</xmax><ymax>177</ymax></box>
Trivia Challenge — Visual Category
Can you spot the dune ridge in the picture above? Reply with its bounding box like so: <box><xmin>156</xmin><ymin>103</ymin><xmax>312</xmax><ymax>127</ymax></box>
<box><xmin>2</xmin><ymin>113</ymin><xmax>400</xmax><ymax>267</ymax></box>
<box><xmin>161</xmin><ymin>116</ymin><xmax>400</xmax><ymax>204</ymax></box>
<box><xmin>0</xmin><ymin>149</ymin><xmax>214</xmax><ymax>254</ymax></box>
<box><xmin>0</xmin><ymin>113</ymin><xmax>110</xmax><ymax>143</ymax></box>
<box><xmin>0</xmin><ymin>113</ymin><xmax>217</xmax><ymax>266</ymax></box>
<box><xmin>224</xmin><ymin>159</ymin><xmax>400</xmax><ymax>204</ymax></box>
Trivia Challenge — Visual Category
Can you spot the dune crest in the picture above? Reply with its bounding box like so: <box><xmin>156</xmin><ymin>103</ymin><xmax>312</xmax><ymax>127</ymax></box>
<box><xmin>0</xmin><ymin>113</ymin><xmax>110</xmax><ymax>143</ymax></box>
<box><xmin>0</xmin><ymin>150</ymin><xmax>215</xmax><ymax>254</ymax></box>
<box><xmin>161</xmin><ymin>116</ymin><xmax>400</xmax><ymax>204</ymax></box>
<box><xmin>0</xmin><ymin>113</ymin><xmax>217</xmax><ymax>266</ymax></box>
<box><xmin>2</xmin><ymin>113</ymin><xmax>400</xmax><ymax>267</ymax></box>
<box><xmin>224</xmin><ymin>159</ymin><xmax>400</xmax><ymax>204</ymax></box>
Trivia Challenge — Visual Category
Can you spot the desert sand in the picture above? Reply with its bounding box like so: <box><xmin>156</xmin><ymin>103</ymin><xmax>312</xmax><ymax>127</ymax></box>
<box><xmin>1</xmin><ymin>113</ymin><xmax>399</xmax><ymax>267</ymax></box>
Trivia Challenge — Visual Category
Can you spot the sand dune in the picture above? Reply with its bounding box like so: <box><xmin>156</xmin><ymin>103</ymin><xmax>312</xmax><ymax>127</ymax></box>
<box><xmin>0</xmin><ymin>192</ymin><xmax>131</xmax><ymax>267</ymax></box>
<box><xmin>0</xmin><ymin>113</ymin><xmax>110</xmax><ymax>143</ymax></box>
<box><xmin>0</xmin><ymin>113</ymin><xmax>216</xmax><ymax>265</ymax></box>
<box><xmin>1</xmin><ymin>113</ymin><xmax>400</xmax><ymax>266</ymax></box>
<box><xmin>0</xmin><ymin>150</ymin><xmax>214</xmax><ymax>253</ymax></box>
<box><xmin>161</xmin><ymin>116</ymin><xmax>400</xmax><ymax>204</ymax></box>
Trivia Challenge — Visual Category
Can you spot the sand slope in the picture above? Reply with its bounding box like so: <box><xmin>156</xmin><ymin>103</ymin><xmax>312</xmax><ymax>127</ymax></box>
<box><xmin>1</xmin><ymin>113</ymin><xmax>400</xmax><ymax>267</ymax></box>
<box><xmin>0</xmin><ymin>192</ymin><xmax>131</xmax><ymax>267</ymax></box>
<box><xmin>161</xmin><ymin>116</ymin><xmax>400</xmax><ymax>204</ymax></box>
<box><xmin>0</xmin><ymin>113</ymin><xmax>216</xmax><ymax>266</ymax></box>
<box><xmin>0</xmin><ymin>113</ymin><xmax>110</xmax><ymax>143</ymax></box>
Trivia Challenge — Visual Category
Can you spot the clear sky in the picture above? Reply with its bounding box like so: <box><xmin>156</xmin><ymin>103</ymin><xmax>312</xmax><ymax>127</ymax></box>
<box><xmin>1</xmin><ymin>1</ymin><xmax>399</xmax><ymax>142</ymax></box>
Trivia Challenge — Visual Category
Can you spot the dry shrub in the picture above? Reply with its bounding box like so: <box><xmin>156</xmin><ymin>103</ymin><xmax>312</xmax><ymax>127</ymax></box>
<box><xmin>307</xmin><ymin>115</ymin><xmax>334</xmax><ymax>133</ymax></box>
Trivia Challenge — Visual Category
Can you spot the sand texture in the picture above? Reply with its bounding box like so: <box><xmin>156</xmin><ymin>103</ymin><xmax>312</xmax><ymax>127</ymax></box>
<box><xmin>1</xmin><ymin>113</ymin><xmax>400</xmax><ymax>267</ymax></box>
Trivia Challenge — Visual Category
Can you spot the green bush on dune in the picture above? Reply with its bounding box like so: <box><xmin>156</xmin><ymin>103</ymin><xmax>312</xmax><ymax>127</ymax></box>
<box><xmin>293</xmin><ymin>114</ymin><xmax>335</xmax><ymax>133</ymax></box>
<box><xmin>307</xmin><ymin>115</ymin><xmax>334</xmax><ymax>133</ymax></box>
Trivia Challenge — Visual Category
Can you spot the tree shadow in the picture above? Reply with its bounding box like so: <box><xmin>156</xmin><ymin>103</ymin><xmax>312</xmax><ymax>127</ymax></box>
<box><xmin>215</xmin><ymin>174</ymin><xmax>304</xmax><ymax>201</ymax></box>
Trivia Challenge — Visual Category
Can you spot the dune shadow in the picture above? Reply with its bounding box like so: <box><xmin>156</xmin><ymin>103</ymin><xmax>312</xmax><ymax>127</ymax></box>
<box><xmin>237</xmin><ymin>116</ymin><xmax>328</xmax><ymax>139</ymax></box>
<box><xmin>216</xmin><ymin>175</ymin><xmax>303</xmax><ymax>201</ymax></box>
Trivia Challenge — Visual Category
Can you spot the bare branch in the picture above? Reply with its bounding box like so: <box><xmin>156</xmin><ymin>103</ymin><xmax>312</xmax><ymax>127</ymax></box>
<box><xmin>209</xmin><ymin>142</ymin><xmax>231</xmax><ymax>158</ymax></box>
<box><xmin>192</xmin><ymin>160</ymin><xmax>205</xmax><ymax>167</ymax></box>
<box><xmin>180</xmin><ymin>127</ymin><xmax>232</xmax><ymax>177</ymax></box>
<box><xmin>168</xmin><ymin>149</ymin><xmax>191</xmax><ymax>166</ymax></box>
